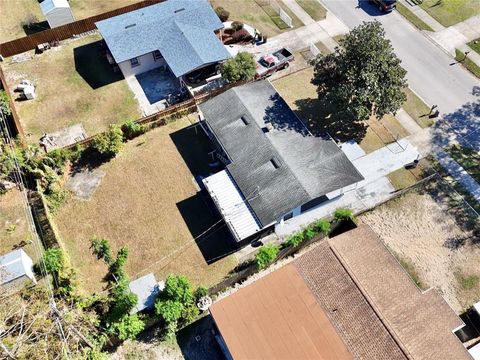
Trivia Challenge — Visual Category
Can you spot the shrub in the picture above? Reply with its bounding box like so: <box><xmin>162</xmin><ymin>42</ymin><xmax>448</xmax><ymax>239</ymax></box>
<box><xmin>90</xmin><ymin>237</ymin><xmax>113</xmax><ymax>265</ymax></box>
<box><xmin>313</xmin><ymin>219</ymin><xmax>331</xmax><ymax>235</ymax></box>
<box><xmin>255</xmin><ymin>244</ymin><xmax>280</xmax><ymax>269</ymax></box>
<box><xmin>220</xmin><ymin>52</ymin><xmax>256</xmax><ymax>83</ymax></box>
<box><xmin>302</xmin><ymin>226</ymin><xmax>316</xmax><ymax>240</ymax></box>
<box><xmin>121</xmin><ymin>120</ymin><xmax>146</xmax><ymax>140</ymax></box>
<box><xmin>215</xmin><ymin>7</ymin><xmax>230</xmax><ymax>22</ymax></box>
<box><xmin>193</xmin><ymin>286</ymin><xmax>208</xmax><ymax>301</ymax></box>
<box><xmin>0</xmin><ymin>90</ymin><xmax>11</xmax><ymax>116</ymax></box>
<box><xmin>44</xmin><ymin>187</ymin><xmax>68</xmax><ymax>214</ymax></box>
<box><xmin>334</xmin><ymin>208</ymin><xmax>356</xmax><ymax>223</ymax></box>
<box><xmin>109</xmin><ymin>314</ymin><xmax>145</xmax><ymax>340</ymax></box>
<box><xmin>231</xmin><ymin>21</ymin><xmax>244</xmax><ymax>32</ymax></box>
<box><xmin>164</xmin><ymin>275</ymin><xmax>194</xmax><ymax>304</ymax></box>
<box><xmin>92</xmin><ymin>125</ymin><xmax>124</xmax><ymax>157</ymax></box>
<box><xmin>41</xmin><ymin>247</ymin><xmax>64</xmax><ymax>274</ymax></box>
<box><xmin>155</xmin><ymin>299</ymin><xmax>183</xmax><ymax>327</ymax></box>
<box><xmin>285</xmin><ymin>233</ymin><xmax>304</xmax><ymax>247</ymax></box>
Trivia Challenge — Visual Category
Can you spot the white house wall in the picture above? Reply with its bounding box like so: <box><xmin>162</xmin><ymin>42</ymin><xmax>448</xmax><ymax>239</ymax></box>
<box><xmin>118</xmin><ymin>52</ymin><xmax>167</xmax><ymax>79</ymax></box>
<box><xmin>46</xmin><ymin>8</ymin><xmax>74</xmax><ymax>28</ymax></box>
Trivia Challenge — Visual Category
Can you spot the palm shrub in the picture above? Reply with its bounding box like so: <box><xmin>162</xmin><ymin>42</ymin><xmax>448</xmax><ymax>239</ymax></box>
<box><xmin>313</xmin><ymin>219</ymin><xmax>331</xmax><ymax>235</ymax></box>
<box><xmin>334</xmin><ymin>208</ymin><xmax>356</xmax><ymax>223</ymax></box>
<box><xmin>255</xmin><ymin>244</ymin><xmax>280</xmax><ymax>269</ymax></box>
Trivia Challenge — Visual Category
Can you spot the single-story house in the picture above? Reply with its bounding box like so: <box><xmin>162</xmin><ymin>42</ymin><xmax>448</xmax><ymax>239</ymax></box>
<box><xmin>40</xmin><ymin>0</ymin><xmax>75</xmax><ymax>28</ymax></box>
<box><xmin>0</xmin><ymin>249</ymin><xmax>37</xmax><ymax>290</ymax></box>
<box><xmin>95</xmin><ymin>0</ymin><xmax>230</xmax><ymax>81</ymax></box>
<box><xmin>128</xmin><ymin>273</ymin><xmax>164</xmax><ymax>313</ymax></box>
<box><xmin>210</xmin><ymin>225</ymin><xmax>470</xmax><ymax>360</ymax></box>
<box><xmin>198</xmin><ymin>80</ymin><xmax>364</xmax><ymax>245</ymax></box>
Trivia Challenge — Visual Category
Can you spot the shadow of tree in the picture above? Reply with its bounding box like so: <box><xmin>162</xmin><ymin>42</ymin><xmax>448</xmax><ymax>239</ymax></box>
<box><xmin>263</xmin><ymin>93</ymin><xmax>309</xmax><ymax>135</ymax></box>
<box><xmin>432</xmin><ymin>86</ymin><xmax>480</xmax><ymax>150</ymax></box>
<box><xmin>23</xmin><ymin>21</ymin><xmax>50</xmax><ymax>36</ymax></box>
<box><xmin>293</xmin><ymin>97</ymin><xmax>368</xmax><ymax>143</ymax></box>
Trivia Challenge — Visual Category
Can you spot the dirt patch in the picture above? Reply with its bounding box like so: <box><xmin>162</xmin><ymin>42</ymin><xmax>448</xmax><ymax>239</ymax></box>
<box><xmin>360</xmin><ymin>182</ymin><xmax>479</xmax><ymax>312</ymax></box>
<box><xmin>66</xmin><ymin>168</ymin><xmax>105</xmax><ymax>200</ymax></box>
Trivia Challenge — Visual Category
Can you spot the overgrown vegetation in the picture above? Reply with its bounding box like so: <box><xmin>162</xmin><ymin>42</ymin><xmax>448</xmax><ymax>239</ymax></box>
<box><xmin>0</xmin><ymin>89</ymin><xmax>11</xmax><ymax>116</ymax></box>
<box><xmin>154</xmin><ymin>275</ymin><xmax>206</xmax><ymax>338</ymax></box>
<box><xmin>121</xmin><ymin>120</ymin><xmax>147</xmax><ymax>140</ymax></box>
<box><xmin>455</xmin><ymin>49</ymin><xmax>480</xmax><ymax>78</ymax></box>
<box><xmin>220</xmin><ymin>52</ymin><xmax>256</xmax><ymax>82</ymax></box>
<box><xmin>255</xmin><ymin>243</ymin><xmax>280</xmax><ymax>269</ymax></box>
<box><xmin>285</xmin><ymin>218</ymin><xmax>331</xmax><ymax>247</ymax></box>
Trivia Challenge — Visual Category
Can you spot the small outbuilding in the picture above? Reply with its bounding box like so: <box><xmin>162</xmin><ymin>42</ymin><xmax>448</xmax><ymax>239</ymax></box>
<box><xmin>40</xmin><ymin>0</ymin><xmax>75</xmax><ymax>29</ymax></box>
<box><xmin>0</xmin><ymin>249</ymin><xmax>37</xmax><ymax>290</ymax></box>
<box><xmin>128</xmin><ymin>273</ymin><xmax>164</xmax><ymax>313</ymax></box>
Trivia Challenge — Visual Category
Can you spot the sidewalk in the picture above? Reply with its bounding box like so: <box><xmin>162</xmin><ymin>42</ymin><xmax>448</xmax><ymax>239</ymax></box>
<box><xmin>282</xmin><ymin>0</ymin><xmax>315</xmax><ymax>25</ymax></box>
<box><xmin>398</xmin><ymin>0</ymin><xmax>444</xmax><ymax>32</ymax></box>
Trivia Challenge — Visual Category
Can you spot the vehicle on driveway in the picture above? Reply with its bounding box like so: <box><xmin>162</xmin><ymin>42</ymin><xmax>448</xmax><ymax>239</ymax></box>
<box><xmin>185</xmin><ymin>64</ymin><xmax>220</xmax><ymax>85</ymax></box>
<box><xmin>255</xmin><ymin>48</ymin><xmax>294</xmax><ymax>79</ymax></box>
<box><xmin>368</xmin><ymin>0</ymin><xmax>396</xmax><ymax>12</ymax></box>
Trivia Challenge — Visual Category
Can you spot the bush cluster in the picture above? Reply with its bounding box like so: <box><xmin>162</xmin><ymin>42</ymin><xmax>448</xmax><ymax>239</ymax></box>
<box><xmin>255</xmin><ymin>244</ymin><xmax>280</xmax><ymax>269</ymax></box>
<box><xmin>285</xmin><ymin>218</ymin><xmax>331</xmax><ymax>247</ymax></box>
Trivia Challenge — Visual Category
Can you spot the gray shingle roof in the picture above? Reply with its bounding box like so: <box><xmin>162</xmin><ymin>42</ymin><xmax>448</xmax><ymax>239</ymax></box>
<box><xmin>95</xmin><ymin>0</ymin><xmax>230</xmax><ymax>77</ymax></box>
<box><xmin>199</xmin><ymin>81</ymin><xmax>364</xmax><ymax>226</ymax></box>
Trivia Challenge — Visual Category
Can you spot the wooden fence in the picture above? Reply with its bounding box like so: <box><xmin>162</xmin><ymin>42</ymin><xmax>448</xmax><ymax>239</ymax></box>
<box><xmin>64</xmin><ymin>79</ymin><xmax>251</xmax><ymax>150</ymax></box>
<box><xmin>0</xmin><ymin>65</ymin><xmax>25</xmax><ymax>140</ymax></box>
<box><xmin>0</xmin><ymin>0</ymin><xmax>162</xmax><ymax>58</ymax></box>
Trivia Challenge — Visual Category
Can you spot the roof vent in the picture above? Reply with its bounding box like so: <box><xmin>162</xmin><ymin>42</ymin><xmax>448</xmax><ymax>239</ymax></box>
<box><xmin>125</xmin><ymin>23</ymin><xmax>136</xmax><ymax>29</ymax></box>
<box><xmin>240</xmin><ymin>115</ymin><xmax>250</xmax><ymax>126</ymax></box>
<box><xmin>174</xmin><ymin>8</ymin><xmax>185</xmax><ymax>13</ymax></box>
<box><xmin>270</xmin><ymin>157</ymin><xmax>281</xmax><ymax>169</ymax></box>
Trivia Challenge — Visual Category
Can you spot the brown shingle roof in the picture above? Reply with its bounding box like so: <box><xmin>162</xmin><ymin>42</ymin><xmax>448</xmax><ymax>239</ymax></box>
<box><xmin>328</xmin><ymin>225</ymin><xmax>469</xmax><ymax>360</ymax></box>
<box><xmin>295</xmin><ymin>241</ymin><xmax>408</xmax><ymax>360</ymax></box>
<box><xmin>210</xmin><ymin>264</ymin><xmax>353</xmax><ymax>360</ymax></box>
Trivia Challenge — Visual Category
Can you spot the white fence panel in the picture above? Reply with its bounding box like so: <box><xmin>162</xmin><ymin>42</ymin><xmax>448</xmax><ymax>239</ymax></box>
<box><xmin>310</xmin><ymin>42</ymin><xmax>320</xmax><ymax>57</ymax></box>
<box><xmin>269</xmin><ymin>0</ymin><xmax>293</xmax><ymax>28</ymax></box>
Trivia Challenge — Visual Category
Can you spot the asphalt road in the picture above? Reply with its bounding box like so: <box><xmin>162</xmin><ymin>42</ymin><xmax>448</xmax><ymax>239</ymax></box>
<box><xmin>320</xmin><ymin>0</ymin><xmax>480</xmax><ymax>118</ymax></box>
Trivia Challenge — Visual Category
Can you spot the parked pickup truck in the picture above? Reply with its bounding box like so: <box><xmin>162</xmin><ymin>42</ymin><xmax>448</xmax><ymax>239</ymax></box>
<box><xmin>255</xmin><ymin>48</ymin><xmax>294</xmax><ymax>79</ymax></box>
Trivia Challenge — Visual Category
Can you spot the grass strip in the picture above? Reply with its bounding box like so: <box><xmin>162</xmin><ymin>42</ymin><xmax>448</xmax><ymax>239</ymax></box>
<box><xmin>402</xmin><ymin>87</ymin><xmax>433</xmax><ymax>128</ymax></box>
<box><xmin>296</xmin><ymin>0</ymin><xmax>327</xmax><ymax>21</ymax></box>
<box><xmin>455</xmin><ymin>48</ymin><xmax>480</xmax><ymax>78</ymax></box>
<box><xmin>468</xmin><ymin>38</ymin><xmax>480</xmax><ymax>55</ymax></box>
<box><xmin>396</xmin><ymin>2</ymin><xmax>434</xmax><ymax>32</ymax></box>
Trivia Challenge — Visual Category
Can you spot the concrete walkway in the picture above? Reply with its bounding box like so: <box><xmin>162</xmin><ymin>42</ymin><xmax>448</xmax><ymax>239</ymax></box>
<box><xmin>398</xmin><ymin>0</ymin><xmax>444</xmax><ymax>32</ymax></box>
<box><xmin>282</xmin><ymin>0</ymin><xmax>315</xmax><ymax>25</ymax></box>
<box><xmin>243</xmin><ymin>11</ymin><xmax>348</xmax><ymax>57</ymax></box>
<box><xmin>435</xmin><ymin>148</ymin><xmax>480</xmax><ymax>201</ymax></box>
<box><xmin>395</xmin><ymin>108</ymin><xmax>423</xmax><ymax>135</ymax></box>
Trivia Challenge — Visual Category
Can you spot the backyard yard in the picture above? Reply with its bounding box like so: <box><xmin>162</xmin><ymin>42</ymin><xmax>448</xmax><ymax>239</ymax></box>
<box><xmin>0</xmin><ymin>0</ymin><xmax>138</xmax><ymax>43</ymax></box>
<box><xmin>419</xmin><ymin>0</ymin><xmax>480</xmax><ymax>27</ymax></box>
<box><xmin>361</xmin><ymin>178</ymin><xmax>480</xmax><ymax>313</ymax></box>
<box><xmin>54</xmin><ymin>118</ymin><xmax>238</xmax><ymax>294</ymax></box>
<box><xmin>209</xmin><ymin>0</ymin><xmax>302</xmax><ymax>38</ymax></box>
<box><xmin>0</xmin><ymin>189</ymin><xmax>38</xmax><ymax>262</ymax></box>
<box><xmin>272</xmin><ymin>67</ymin><xmax>410</xmax><ymax>154</ymax></box>
<box><xmin>2</xmin><ymin>33</ymin><xmax>140</xmax><ymax>143</ymax></box>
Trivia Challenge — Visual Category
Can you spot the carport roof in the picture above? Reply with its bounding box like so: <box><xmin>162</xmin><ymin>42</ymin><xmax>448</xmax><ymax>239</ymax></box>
<box><xmin>95</xmin><ymin>0</ymin><xmax>230</xmax><ymax>77</ymax></box>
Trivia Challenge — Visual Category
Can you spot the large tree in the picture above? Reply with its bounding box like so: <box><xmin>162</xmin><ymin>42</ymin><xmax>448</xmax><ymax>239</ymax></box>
<box><xmin>311</xmin><ymin>21</ymin><xmax>407</xmax><ymax>123</ymax></box>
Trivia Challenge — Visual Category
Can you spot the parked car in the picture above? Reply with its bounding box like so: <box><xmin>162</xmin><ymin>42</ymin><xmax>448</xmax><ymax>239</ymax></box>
<box><xmin>368</xmin><ymin>0</ymin><xmax>396</xmax><ymax>12</ymax></box>
<box><xmin>255</xmin><ymin>48</ymin><xmax>294</xmax><ymax>79</ymax></box>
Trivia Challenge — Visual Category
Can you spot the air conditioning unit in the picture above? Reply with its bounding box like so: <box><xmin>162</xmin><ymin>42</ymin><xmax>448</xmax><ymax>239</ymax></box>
<box><xmin>23</xmin><ymin>85</ymin><xmax>36</xmax><ymax>100</ymax></box>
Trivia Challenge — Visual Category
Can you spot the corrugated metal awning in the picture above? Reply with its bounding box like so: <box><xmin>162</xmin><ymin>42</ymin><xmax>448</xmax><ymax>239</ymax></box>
<box><xmin>203</xmin><ymin>170</ymin><xmax>261</xmax><ymax>241</ymax></box>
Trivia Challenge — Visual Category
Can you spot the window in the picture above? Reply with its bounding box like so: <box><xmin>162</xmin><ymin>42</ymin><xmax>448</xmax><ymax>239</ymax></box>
<box><xmin>270</xmin><ymin>157</ymin><xmax>280</xmax><ymax>169</ymax></box>
<box><xmin>130</xmin><ymin>57</ymin><xmax>140</xmax><ymax>68</ymax></box>
<box><xmin>153</xmin><ymin>50</ymin><xmax>163</xmax><ymax>61</ymax></box>
<box><xmin>283</xmin><ymin>212</ymin><xmax>293</xmax><ymax>221</ymax></box>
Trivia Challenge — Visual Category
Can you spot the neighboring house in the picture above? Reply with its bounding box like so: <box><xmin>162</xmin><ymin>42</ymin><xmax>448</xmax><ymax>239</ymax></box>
<box><xmin>128</xmin><ymin>273</ymin><xmax>164</xmax><ymax>313</ymax></box>
<box><xmin>210</xmin><ymin>225</ymin><xmax>470</xmax><ymax>360</ymax></box>
<box><xmin>0</xmin><ymin>249</ymin><xmax>36</xmax><ymax>290</ymax></box>
<box><xmin>198</xmin><ymin>80</ymin><xmax>364</xmax><ymax>245</ymax></box>
<box><xmin>40</xmin><ymin>0</ymin><xmax>75</xmax><ymax>28</ymax></box>
<box><xmin>95</xmin><ymin>0</ymin><xmax>230</xmax><ymax>81</ymax></box>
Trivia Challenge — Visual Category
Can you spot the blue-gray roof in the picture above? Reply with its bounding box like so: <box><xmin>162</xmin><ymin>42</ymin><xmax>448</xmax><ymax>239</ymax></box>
<box><xmin>95</xmin><ymin>0</ymin><xmax>230</xmax><ymax>77</ymax></box>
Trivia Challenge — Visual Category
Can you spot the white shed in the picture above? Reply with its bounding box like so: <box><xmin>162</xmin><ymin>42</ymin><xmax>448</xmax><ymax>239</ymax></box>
<box><xmin>0</xmin><ymin>249</ymin><xmax>37</xmax><ymax>290</ymax></box>
<box><xmin>40</xmin><ymin>0</ymin><xmax>75</xmax><ymax>28</ymax></box>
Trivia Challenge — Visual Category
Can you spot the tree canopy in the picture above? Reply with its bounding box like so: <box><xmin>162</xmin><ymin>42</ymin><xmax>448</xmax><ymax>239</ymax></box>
<box><xmin>311</xmin><ymin>21</ymin><xmax>407</xmax><ymax>123</ymax></box>
<box><xmin>220</xmin><ymin>52</ymin><xmax>256</xmax><ymax>83</ymax></box>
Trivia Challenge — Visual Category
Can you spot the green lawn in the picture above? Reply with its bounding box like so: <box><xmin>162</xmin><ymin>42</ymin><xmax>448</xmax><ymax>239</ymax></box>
<box><xmin>419</xmin><ymin>0</ymin><xmax>480</xmax><ymax>27</ymax></box>
<box><xmin>468</xmin><ymin>38</ymin><xmax>480</xmax><ymax>55</ymax></box>
<box><xmin>447</xmin><ymin>144</ymin><xmax>480</xmax><ymax>183</ymax></box>
<box><xmin>314</xmin><ymin>41</ymin><xmax>332</xmax><ymax>54</ymax></box>
<box><xmin>296</xmin><ymin>0</ymin><xmax>327</xmax><ymax>21</ymax></box>
<box><xmin>455</xmin><ymin>49</ymin><xmax>480</xmax><ymax>78</ymax></box>
<box><xmin>396</xmin><ymin>2</ymin><xmax>434</xmax><ymax>31</ymax></box>
<box><xmin>402</xmin><ymin>88</ymin><xmax>434</xmax><ymax>128</ymax></box>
